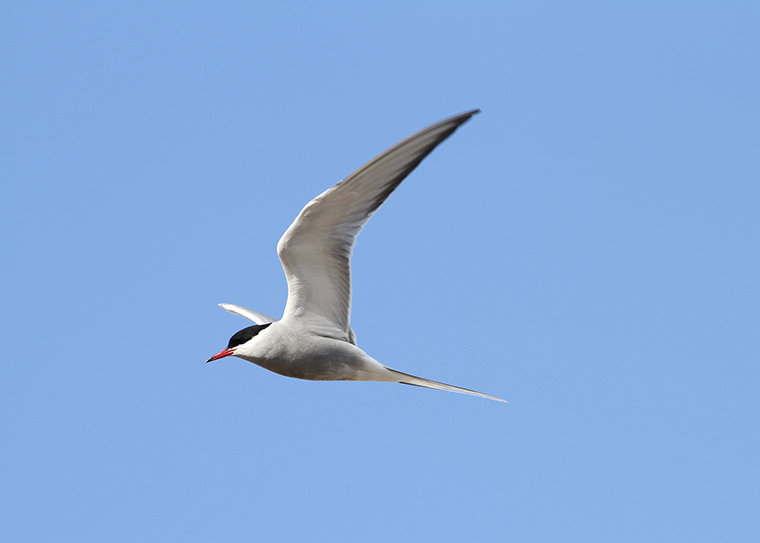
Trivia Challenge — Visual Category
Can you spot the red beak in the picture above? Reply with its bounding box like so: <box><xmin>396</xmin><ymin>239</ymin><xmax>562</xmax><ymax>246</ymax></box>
<box><xmin>206</xmin><ymin>348</ymin><xmax>235</xmax><ymax>363</ymax></box>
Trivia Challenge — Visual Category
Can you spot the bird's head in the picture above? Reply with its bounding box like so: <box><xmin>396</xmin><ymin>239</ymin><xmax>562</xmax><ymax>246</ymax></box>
<box><xmin>206</xmin><ymin>323</ymin><xmax>272</xmax><ymax>362</ymax></box>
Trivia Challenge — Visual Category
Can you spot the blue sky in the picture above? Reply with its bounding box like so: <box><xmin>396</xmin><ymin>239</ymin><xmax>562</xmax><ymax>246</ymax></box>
<box><xmin>2</xmin><ymin>2</ymin><xmax>758</xmax><ymax>541</ymax></box>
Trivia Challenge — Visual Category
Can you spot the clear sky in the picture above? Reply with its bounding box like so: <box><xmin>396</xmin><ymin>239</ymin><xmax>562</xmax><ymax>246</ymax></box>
<box><xmin>2</xmin><ymin>2</ymin><xmax>758</xmax><ymax>541</ymax></box>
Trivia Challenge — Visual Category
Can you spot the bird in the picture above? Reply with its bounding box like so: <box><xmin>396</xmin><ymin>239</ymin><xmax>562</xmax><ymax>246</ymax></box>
<box><xmin>207</xmin><ymin>110</ymin><xmax>505</xmax><ymax>402</ymax></box>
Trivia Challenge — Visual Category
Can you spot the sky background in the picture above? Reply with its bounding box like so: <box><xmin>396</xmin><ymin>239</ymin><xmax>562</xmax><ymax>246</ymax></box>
<box><xmin>2</xmin><ymin>2</ymin><xmax>759</xmax><ymax>542</ymax></box>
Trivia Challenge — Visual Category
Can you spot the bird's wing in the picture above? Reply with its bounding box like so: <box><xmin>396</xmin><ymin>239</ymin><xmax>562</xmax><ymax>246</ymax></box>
<box><xmin>218</xmin><ymin>303</ymin><xmax>279</xmax><ymax>324</ymax></box>
<box><xmin>276</xmin><ymin>110</ymin><xmax>479</xmax><ymax>340</ymax></box>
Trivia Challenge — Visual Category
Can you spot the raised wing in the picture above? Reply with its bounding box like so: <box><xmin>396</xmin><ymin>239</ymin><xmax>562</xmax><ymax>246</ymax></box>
<box><xmin>277</xmin><ymin>110</ymin><xmax>479</xmax><ymax>340</ymax></box>
<box><xmin>218</xmin><ymin>303</ymin><xmax>278</xmax><ymax>325</ymax></box>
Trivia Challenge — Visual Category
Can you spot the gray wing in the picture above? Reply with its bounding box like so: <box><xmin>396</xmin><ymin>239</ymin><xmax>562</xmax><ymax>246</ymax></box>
<box><xmin>276</xmin><ymin>110</ymin><xmax>480</xmax><ymax>341</ymax></box>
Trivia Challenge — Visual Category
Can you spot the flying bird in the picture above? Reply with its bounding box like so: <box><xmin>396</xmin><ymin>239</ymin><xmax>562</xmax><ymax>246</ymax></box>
<box><xmin>207</xmin><ymin>110</ymin><xmax>505</xmax><ymax>402</ymax></box>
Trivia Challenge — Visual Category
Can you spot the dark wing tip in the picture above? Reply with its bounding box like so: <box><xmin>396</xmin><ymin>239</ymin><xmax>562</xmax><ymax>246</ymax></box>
<box><xmin>443</xmin><ymin>109</ymin><xmax>480</xmax><ymax>125</ymax></box>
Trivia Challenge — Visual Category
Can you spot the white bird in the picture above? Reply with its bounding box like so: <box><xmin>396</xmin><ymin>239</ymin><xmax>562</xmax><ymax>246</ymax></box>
<box><xmin>207</xmin><ymin>110</ymin><xmax>505</xmax><ymax>402</ymax></box>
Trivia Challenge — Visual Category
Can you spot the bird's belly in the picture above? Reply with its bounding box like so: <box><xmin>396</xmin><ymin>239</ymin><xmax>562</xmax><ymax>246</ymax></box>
<box><xmin>240</xmin><ymin>337</ymin><xmax>374</xmax><ymax>381</ymax></box>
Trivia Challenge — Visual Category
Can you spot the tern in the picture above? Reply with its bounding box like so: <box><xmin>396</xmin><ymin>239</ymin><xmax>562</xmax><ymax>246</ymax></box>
<box><xmin>207</xmin><ymin>110</ymin><xmax>505</xmax><ymax>402</ymax></box>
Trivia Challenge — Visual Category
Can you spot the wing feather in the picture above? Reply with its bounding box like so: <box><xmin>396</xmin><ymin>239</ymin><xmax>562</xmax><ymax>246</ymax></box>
<box><xmin>277</xmin><ymin>110</ymin><xmax>480</xmax><ymax>340</ymax></box>
<box><xmin>218</xmin><ymin>303</ymin><xmax>278</xmax><ymax>325</ymax></box>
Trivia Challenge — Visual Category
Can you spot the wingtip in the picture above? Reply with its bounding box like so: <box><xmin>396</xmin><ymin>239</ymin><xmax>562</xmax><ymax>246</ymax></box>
<box><xmin>456</xmin><ymin>108</ymin><xmax>481</xmax><ymax>120</ymax></box>
<box><xmin>446</xmin><ymin>108</ymin><xmax>481</xmax><ymax>127</ymax></box>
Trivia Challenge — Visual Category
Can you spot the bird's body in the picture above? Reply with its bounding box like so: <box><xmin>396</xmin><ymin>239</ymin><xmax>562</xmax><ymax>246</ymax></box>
<box><xmin>234</xmin><ymin>320</ymin><xmax>384</xmax><ymax>382</ymax></box>
<box><xmin>208</xmin><ymin>110</ymin><xmax>505</xmax><ymax>402</ymax></box>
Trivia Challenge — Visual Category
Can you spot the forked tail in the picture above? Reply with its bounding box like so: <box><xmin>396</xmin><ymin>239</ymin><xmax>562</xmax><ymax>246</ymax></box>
<box><xmin>386</xmin><ymin>368</ymin><xmax>506</xmax><ymax>403</ymax></box>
